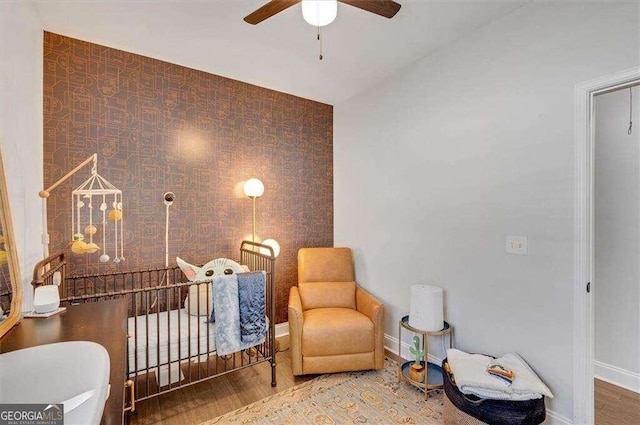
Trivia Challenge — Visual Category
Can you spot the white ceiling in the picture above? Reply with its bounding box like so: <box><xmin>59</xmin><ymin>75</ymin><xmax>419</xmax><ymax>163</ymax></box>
<box><xmin>33</xmin><ymin>1</ymin><xmax>528</xmax><ymax>105</ymax></box>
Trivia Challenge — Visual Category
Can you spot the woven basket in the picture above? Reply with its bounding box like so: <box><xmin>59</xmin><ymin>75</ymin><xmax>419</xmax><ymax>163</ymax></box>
<box><xmin>443</xmin><ymin>393</ymin><xmax>487</xmax><ymax>425</ymax></box>
<box><xmin>442</xmin><ymin>358</ymin><xmax>547</xmax><ymax>425</ymax></box>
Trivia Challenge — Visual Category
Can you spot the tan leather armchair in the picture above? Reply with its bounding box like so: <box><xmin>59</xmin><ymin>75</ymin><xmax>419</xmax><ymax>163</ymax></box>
<box><xmin>288</xmin><ymin>247</ymin><xmax>384</xmax><ymax>375</ymax></box>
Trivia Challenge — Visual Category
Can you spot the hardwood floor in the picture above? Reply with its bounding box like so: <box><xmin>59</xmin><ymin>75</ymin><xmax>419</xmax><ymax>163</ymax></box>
<box><xmin>595</xmin><ymin>379</ymin><xmax>640</xmax><ymax>425</ymax></box>
<box><xmin>129</xmin><ymin>337</ymin><xmax>315</xmax><ymax>425</ymax></box>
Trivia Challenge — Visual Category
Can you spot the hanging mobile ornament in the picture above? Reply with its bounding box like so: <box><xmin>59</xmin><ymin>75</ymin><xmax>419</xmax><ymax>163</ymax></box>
<box><xmin>99</xmin><ymin>199</ymin><xmax>109</xmax><ymax>263</ymax></box>
<box><xmin>84</xmin><ymin>199</ymin><xmax>99</xmax><ymax>254</ymax></box>
<box><xmin>70</xmin><ymin>157</ymin><xmax>121</xmax><ymax>260</ymax></box>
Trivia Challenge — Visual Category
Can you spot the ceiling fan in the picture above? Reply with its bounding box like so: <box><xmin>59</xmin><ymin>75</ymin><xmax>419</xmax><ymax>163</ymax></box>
<box><xmin>244</xmin><ymin>0</ymin><xmax>402</xmax><ymax>26</ymax></box>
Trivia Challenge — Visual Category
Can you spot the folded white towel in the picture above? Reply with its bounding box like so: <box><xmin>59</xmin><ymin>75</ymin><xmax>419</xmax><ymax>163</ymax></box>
<box><xmin>446</xmin><ymin>349</ymin><xmax>554</xmax><ymax>401</ymax></box>
<box><xmin>447</xmin><ymin>349</ymin><xmax>512</xmax><ymax>398</ymax></box>
<box><xmin>497</xmin><ymin>353</ymin><xmax>553</xmax><ymax>399</ymax></box>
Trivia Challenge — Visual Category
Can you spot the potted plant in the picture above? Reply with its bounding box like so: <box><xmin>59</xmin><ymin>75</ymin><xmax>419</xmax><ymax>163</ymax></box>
<box><xmin>408</xmin><ymin>336</ymin><xmax>426</xmax><ymax>383</ymax></box>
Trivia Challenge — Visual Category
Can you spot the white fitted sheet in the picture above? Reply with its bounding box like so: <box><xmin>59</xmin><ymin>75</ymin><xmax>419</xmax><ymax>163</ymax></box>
<box><xmin>127</xmin><ymin>309</ymin><xmax>217</xmax><ymax>374</ymax></box>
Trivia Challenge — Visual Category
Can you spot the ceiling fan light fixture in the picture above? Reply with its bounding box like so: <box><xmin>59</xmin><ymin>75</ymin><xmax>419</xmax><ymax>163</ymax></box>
<box><xmin>302</xmin><ymin>0</ymin><xmax>338</xmax><ymax>27</ymax></box>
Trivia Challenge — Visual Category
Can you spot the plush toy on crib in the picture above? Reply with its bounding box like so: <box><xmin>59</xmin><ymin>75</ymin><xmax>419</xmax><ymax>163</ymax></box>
<box><xmin>176</xmin><ymin>257</ymin><xmax>246</xmax><ymax>281</ymax></box>
<box><xmin>176</xmin><ymin>257</ymin><xmax>246</xmax><ymax>317</ymax></box>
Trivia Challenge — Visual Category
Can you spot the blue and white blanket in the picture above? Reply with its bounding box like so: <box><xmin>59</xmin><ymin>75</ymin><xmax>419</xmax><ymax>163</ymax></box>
<box><xmin>238</xmin><ymin>271</ymin><xmax>266</xmax><ymax>344</ymax></box>
<box><xmin>212</xmin><ymin>272</ymin><xmax>266</xmax><ymax>356</ymax></box>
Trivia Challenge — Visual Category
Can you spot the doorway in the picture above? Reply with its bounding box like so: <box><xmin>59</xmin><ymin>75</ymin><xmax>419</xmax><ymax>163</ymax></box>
<box><xmin>592</xmin><ymin>84</ymin><xmax>640</xmax><ymax>425</ymax></box>
<box><xmin>573</xmin><ymin>68</ymin><xmax>640</xmax><ymax>425</ymax></box>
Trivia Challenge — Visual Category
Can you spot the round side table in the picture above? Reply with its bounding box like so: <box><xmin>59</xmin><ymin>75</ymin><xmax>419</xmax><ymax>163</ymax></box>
<box><xmin>398</xmin><ymin>315</ymin><xmax>453</xmax><ymax>400</ymax></box>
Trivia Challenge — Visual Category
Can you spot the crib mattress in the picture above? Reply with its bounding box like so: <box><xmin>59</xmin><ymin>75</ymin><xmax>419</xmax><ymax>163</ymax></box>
<box><xmin>127</xmin><ymin>309</ymin><xmax>217</xmax><ymax>374</ymax></box>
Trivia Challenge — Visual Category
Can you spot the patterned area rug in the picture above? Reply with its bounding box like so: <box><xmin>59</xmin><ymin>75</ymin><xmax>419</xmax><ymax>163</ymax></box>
<box><xmin>200</xmin><ymin>358</ymin><xmax>443</xmax><ymax>424</ymax></box>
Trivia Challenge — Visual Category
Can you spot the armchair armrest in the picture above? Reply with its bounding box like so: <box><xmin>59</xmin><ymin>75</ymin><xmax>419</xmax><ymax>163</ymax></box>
<box><xmin>288</xmin><ymin>286</ymin><xmax>304</xmax><ymax>375</ymax></box>
<box><xmin>356</xmin><ymin>286</ymin><xmax>384</xmax><ymax>369</ymax></box>
<box><xmin>356</xmin><ymin>286</ymin><xmax>383</xmax><ymax>322</ymax></box>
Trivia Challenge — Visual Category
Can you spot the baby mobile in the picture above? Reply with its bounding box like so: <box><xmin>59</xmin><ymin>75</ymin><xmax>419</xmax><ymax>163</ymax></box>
<box><xmin>39</xmin><ymin>153</ymin><xmax>124</xmax><ymax>263</ymax></box>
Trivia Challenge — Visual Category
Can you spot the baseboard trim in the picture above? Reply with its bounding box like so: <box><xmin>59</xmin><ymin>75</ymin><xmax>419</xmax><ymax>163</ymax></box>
<box><xmin>594</xmin><ymin>360</ymin><xmax>640</xmax><ymax>394</ymax></box>
<box><xmin>275</xmin><ymin>322</ymin><xmax>289</xmax><ymax>338</ymax></box>
<box><xmin>546</xmin><ymin>410</ymin><xmax>573</xmax><ymax>425</ymax></box>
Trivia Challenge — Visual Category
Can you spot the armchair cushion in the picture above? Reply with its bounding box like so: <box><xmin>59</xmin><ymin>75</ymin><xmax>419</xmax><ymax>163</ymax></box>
<box><xmin>302</xmin><ymin>308</ymin><xmax>374</xmax><ymax>357</ymax></box>
<box><xmin>298</xmin><ymin>281</ymin><xmax>356</xmax><ymax>310</ymax></box>
<box><xmin>298</xmin><ymin>247</ymin><xmax>355</xmax><ymax>283</ymax></box>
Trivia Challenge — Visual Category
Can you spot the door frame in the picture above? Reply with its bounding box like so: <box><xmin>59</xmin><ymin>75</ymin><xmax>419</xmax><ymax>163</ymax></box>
<box><xmin>573</xmin><ymin>67</ymin><xmax>640</xmax><ymax>425</ymax></box>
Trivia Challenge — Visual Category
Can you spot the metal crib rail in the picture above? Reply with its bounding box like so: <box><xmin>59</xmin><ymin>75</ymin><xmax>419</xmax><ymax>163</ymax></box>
<box><xmin>31</xmin><ymin>241</ymin><xmax>277</xmax><ymax>406</ymax></box>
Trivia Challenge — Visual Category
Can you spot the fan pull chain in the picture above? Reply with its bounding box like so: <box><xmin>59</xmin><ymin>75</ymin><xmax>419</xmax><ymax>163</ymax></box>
<box><xmin>628</xmin><ymin>87</ymin><xmax>633</xmax><ymax>136</ymax></box>
<box><xmin>317</xmin><ymin>25</ymin><xmax>323</xmax><ymax>60</ymax></box>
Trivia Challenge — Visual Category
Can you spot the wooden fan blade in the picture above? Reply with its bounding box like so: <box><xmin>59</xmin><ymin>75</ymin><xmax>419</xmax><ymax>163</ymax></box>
<box><xmin>244</xmin><ymin>0</ymin><xmax>302</xmax><ymax>25</ymax></box>
<box><xmin>338</xmin><ymin>0</ymin><xmax>401</xmax><ymax>18</ymax></box>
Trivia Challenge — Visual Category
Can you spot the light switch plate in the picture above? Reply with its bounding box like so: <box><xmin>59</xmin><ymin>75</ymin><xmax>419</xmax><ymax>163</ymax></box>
<box><xmin>506</xmin><ymin>235</ymin><xmax>528</xmax><ymax>255</ymax></box>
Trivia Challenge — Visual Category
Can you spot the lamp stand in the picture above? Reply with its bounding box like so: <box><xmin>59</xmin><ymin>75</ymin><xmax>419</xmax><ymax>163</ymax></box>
<box><xmin>251</xmin><ymin>196</ymin><xmax>257</xmax><ymax>243</ymax></box>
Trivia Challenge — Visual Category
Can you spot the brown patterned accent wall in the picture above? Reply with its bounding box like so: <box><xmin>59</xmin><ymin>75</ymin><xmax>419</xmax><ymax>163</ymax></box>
<box><xmin>43</xmin><ymin>32</ymin><xmax>333</xmax><ymax>323</ymax></box>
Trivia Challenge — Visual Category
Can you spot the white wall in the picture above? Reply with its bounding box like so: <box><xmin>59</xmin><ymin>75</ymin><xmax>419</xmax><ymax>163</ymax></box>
<box><xmin>335</xmin><ymin>2</ymin><xmax>639</xmax><ymax>421</ymax></box>
<box><xmin>594</xmin><ymin>86</ymin><xmax>640</xmax><ymax>392</ymax></box>
<box><xmin>0</xmin><ymin>2</ymin><xmax>43</xmax><ymax>311</ymax></box>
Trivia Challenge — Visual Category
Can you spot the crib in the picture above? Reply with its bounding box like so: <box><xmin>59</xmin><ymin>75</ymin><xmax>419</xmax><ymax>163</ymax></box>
<box><xmin>31</xmin><ymin>240</ymin><xmax>276</xmax><ymax>413</ymax></box>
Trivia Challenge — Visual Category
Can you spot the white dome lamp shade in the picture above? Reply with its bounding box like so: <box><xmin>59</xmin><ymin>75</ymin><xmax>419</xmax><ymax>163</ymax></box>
<box><xmin>302</xmin><ymin>0</ymin><xmax>338</xmax><ymax>27</ymax></box>
<box><xmin>261</xmin><ymin>238</ymin><xmax>281</xmax><ymax>257</ymax></box>
<box><xmin>243</xmin><ymin>178</ymin><xmax>265</xmax><ymax>198</ymax></box>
